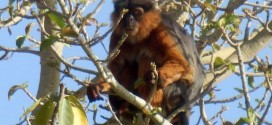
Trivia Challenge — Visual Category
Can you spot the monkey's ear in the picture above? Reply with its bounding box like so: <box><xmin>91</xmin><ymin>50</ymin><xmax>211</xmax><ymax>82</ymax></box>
<box><xmin>134</xmin><ymin>7</ymin><xmax>144</xmax><ymax>16</ymax></box>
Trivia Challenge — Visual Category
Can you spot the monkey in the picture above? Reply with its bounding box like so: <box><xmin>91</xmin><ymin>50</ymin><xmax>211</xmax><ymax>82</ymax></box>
<box><xmin>87</xmin><ymin>0</ymin><xmax>205</xmax><ymax>124</ymax></box>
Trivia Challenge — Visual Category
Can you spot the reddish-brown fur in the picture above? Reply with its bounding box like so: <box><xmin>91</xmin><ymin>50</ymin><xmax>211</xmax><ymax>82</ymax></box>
<box><xmin>87</xmin><ymin>1</ymin><xmax>201</xmax><ymax>124</ymax></box>
<box><xmin>109</xmin><ymin>8</ymin><xmax>194</xmax><ymax>109</ymax></box>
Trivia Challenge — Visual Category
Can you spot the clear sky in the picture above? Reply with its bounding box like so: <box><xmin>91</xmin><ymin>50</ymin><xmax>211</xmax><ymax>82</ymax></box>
<box><xmin>0</xmin><ymin>0</ymin><xmax>271</xmax><ymax>125</ymax></box>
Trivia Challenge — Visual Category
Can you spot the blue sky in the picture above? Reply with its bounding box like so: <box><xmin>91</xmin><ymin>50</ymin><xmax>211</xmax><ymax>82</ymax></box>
<box><xmin>0</xmin><ymin>0</ymin><xmax>271</xmax><ymax>125</ymax></box>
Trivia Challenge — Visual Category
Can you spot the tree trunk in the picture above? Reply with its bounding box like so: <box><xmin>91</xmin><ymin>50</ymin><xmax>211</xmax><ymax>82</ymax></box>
<box><xmin>36</xmin><ymin>0</ymin><xmax>63</xmax><ymax>98</ymax></box>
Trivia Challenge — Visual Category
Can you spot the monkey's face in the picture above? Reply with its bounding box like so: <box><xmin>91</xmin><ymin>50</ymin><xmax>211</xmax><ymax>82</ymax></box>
<box><xmin>112</xmin><ymin>0</ymin><xmax>160</xmax><ymax>42</ymax></box>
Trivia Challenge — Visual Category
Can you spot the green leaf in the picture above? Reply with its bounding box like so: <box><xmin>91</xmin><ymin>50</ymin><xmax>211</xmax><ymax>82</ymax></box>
<box><xmin>67</xmin><ymin>96</ymin><xmax>89</xmax><ymax>125</ymax></box>
<box><xmin>223</xmin><ymin>121</ymin><xmax>234</xmax><ymax>125</ymax></box>
<box><xmin>204</xmin><ymin>1</ymin><xmax>216</xmax><ymax>13</ymax></box>
<box><xmin>84</xmin><ymin>17</ymin><xmax>98</xmax><ymax>26</ymax></box>
<box><xmin>59</xmin><ymin>98</ymin><xmax>74</xmax><ymax>125</ymax></box>
<box><xmin>93</xmin><ymin>104</ymin><xmax>97</xmax><ymax>111</ymax></box>
<box><xmin>9</xmin><ymin>0</ymin><xmax>16</xmax><ymax>6</ymax></box>
<box><xmin>22</xmin><ymin>1</ymin><xmax>32</xmax><ymax>6</ymax></box>
<box><xmin>235</xmin><ymin>117</ymin><xmax>250</xmax><ymax>125</ymax></box>
<box><xmin>234</xmin><ymin>88</ymin><xmax>243</xmax><ymax>93</ymax></box>
<box><xmin>40</xmin><ymin>36</ymin><xmax>59</xmax><ymax>51</ymax></box>
<box><xmin>99</xmin><ymin>22</ymin><xmax>108</xmax><ymax>27</ymax></box>
<box><xmin>202</xmin><ymin>22</ymin><xmax>218</xmax><ymax>34</ymax></box>
<box><xmin>61</xmin><ymin>27</ymin><xmax>78</xmax><ymax>37</ymax></box>
<box><xmin>134</xmin><ymin>78</ymin><xmax>146</xmax><ymax>89</ymax></box>
<box><xmin>39</xmin><ymin>9</ymin><xmax>49</xmax><ymax>15</ymax></box>
<box><xmin>214</xmin><ymin>57</ymin><xmax>225</xmax><ymax>69</ymax></box>
<box><xmin>248</xmin><ymin>108</ymin><xmax>257</xmax><ymax>124</ymax></box>
<box><xmin>20</xmin><ymin>98</ymin><xmax>42</xmax><ymax>119</ymax></box>
<box><xmin>66</xmin><ymin>96</ymin><xmax>86</xmax><ymax>116</ymax></box>
<box><xmin>48</xmin><ymin>12</ymin><xmax>67</xmax><ymax>29</ymax></box>
<box><xmin>228</xmin><ymin>64</ymin><xmax>236</xmax><ymax>72</ymax></box>
<box><xmin>25</xmin><ymin>22</ymin><xmax>35</xmax><ymax>36</ymax></box>
<box><xmin>218</xmin><ymin>14</ymin><xmax>240</xmax><ymax>28</ymax></box>
<box><xmin>208</xmin><ymin>91</ymin><xmax>215</xmax><ymax>99</ymax></box>
<box><xmin>9</xmin><ymin>5</ymin><xmax>13</xmax><ymax>18</ymax></box>
<box><xmin>8</xmin><ymin>83</ymin><xmax>28</xmax><ymax>100</ymax></box>
<box><xmin>248</xmin><ymin>76</ymin><xmax>255</xmax><ymax>88</ymax></box>
<box><xmin>212</xmin><ymin>43</ymin><xmax>220</xmax><ymax>51</ymax></box>
<box><xmin>33</xmin><ymin>100</ymin><xmax>56</xmax><ymax>125</ymax></box>
<box><xmin>16</xmin><ymin>35</ymin><xmax>26</xmax><ymax>48</ymax></box>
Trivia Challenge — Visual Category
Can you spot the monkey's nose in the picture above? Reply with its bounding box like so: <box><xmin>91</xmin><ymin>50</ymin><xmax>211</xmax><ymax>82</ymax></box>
<box><xmin>128</xmin><ymin>16</ymin><xmax>134</xmax><ymax>22</ymax></box>
<box><xmin>127</xmin><ymin>15</ymin><xmax>135</xmax><ymax>23</ymax></box>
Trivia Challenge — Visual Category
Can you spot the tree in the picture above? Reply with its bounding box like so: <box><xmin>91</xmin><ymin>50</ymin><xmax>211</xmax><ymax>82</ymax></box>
<box><xmin>1</xmin><ymin>0</ymin><xmax>271</xmax><ymax>125</ymax></box>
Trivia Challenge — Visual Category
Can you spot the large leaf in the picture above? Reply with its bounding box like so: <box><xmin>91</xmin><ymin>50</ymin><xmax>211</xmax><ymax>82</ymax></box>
<box><xmin>59</xmin><ymin>97</ymin><xmax>74</xmax><ymax>125</ymax></box>
<box><xmin>20</xmin><ymin>98</ymin><xmax>42</xmax><ymax>119</ymax></box>
<box><xmin>71</xmin><ymin>106</ymin><xmax>89</xmax><ymax>125</ymax></box>
<box><xmin>67</xmin><ymin>96</ymin><xmax>88</xmax><ymax>125</ymax></box>
<box><xmin>48</xmin><ymin>12</ymin><xmax>67</xmax><ymax>29</ymax></box>
<box><xmin>33</xmin><ymin>100</ymin><xmax>56</xmax><ymax>125</ymax></box>
<box><xmin>66</xmin><ymin>96</ymin><xmax>86</xmax><ymax>115</ymax></box>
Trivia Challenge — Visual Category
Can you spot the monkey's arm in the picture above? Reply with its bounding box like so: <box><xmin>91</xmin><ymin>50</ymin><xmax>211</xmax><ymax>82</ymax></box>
<box><xmin>158</xmin><ymin>59</ymin><xmax>193</xmax><ymax>88</ymax></box>
<box><xmin>150</xmin><ymin>27</ymin><xmax>194</xmax><ymax>88</ymax></box>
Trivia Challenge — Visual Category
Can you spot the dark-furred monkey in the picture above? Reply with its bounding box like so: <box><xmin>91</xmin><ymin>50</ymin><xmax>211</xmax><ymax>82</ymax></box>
<box><xmin>88</xmin><ymin>0</ymin><xmax>204</xmax><ymax>124</ymax></box>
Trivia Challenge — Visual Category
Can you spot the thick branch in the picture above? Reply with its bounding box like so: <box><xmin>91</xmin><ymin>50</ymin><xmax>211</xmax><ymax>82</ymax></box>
<box><xmin>204</xmin><ymin>24</ymin><xmax>272</xmax><ymax>86</ymax></box>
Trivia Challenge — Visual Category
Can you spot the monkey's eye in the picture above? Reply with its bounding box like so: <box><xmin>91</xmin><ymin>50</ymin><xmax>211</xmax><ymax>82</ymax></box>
<box><xmin>133</xmin><ymin>7</ymin><xmax>144</xmax><ymax>16</ymax></box>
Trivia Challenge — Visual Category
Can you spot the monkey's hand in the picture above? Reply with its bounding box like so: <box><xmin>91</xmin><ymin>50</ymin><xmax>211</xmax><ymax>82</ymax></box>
<box><xmin>87</xmin><ymin>84</ymin><xmax>104</xmax><ymax>103</ymax></box>
<box><xmin>143</xmin><ymin>62</ymin><xmax>159</xmax><ymax>86</ymax></box>
<box><xmin>87</xmin><ymin>80</ymin><xmax>111</xmax><ymax>103</ymax></box>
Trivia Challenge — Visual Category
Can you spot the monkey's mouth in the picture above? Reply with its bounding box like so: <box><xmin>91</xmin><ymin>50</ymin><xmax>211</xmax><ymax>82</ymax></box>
<box><xmin>125</xmin><ymin>28</ymin><xmax>134</xmax><ymax>32</ymax></box>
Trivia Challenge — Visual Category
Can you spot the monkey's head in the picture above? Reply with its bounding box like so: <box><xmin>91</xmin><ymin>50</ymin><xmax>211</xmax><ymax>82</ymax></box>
<box><xmin>112</xmin><ymin>0</ymin><xmax>161</xmax><ymax>43</ymax></box>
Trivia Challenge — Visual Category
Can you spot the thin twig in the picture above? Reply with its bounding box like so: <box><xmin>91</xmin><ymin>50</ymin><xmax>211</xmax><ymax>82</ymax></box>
<box><xmin>167</xmin><ymin>67</ymin><xmax>228</xmax><ymax>121</ymax></box>
<box><xmin>199</xmin><ymin>98</ymin><xmax>211</xmax><ymax>125</ymax></box>
<box><xmin>204</xmin><ymin>82</ymin><xmax>263</xmax><ymax>104</ymax></box>
<box><xmin>258</xmin><ymin>93</ymin><xmax>272</xmax><ymax>125</ymax></box>
<box><xmin>21</xmin><ymin>86</ymin><xmax>38</xmax><ymax>102</ymax></box>
<box><xmin>50</xmin><ymin>45</ymin><xmax>98</xmax><ymax>75</ymax></box>
<box><xmin>105</xmin><ymin>100</ymin><xmax>123</xmax><ymax>125</ymax></box>
<box><xmin>208</xmin><ymin>106</ymin><xmax>228</xmax><ymax>122</ymax></box>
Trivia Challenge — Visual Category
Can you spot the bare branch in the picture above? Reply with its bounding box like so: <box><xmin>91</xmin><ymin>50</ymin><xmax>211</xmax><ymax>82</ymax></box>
<box><xmin>0</xmin><ymin>45</ymin><xmax>39</xmax><ymax>55</ymax></box>
<box><xmin>50</xmin><ymin>45</ymin><xmax>98</xmax><ymax>75</ymax></box>
<box><xmin>199</xmin><ymin>98</ymin><xmax>211</xmax><ymax>125</ymax></box>
<box><xmin>0</xmin><ymin>1</ymin><xmax>32</xmax><ymax>27</ymax></box>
